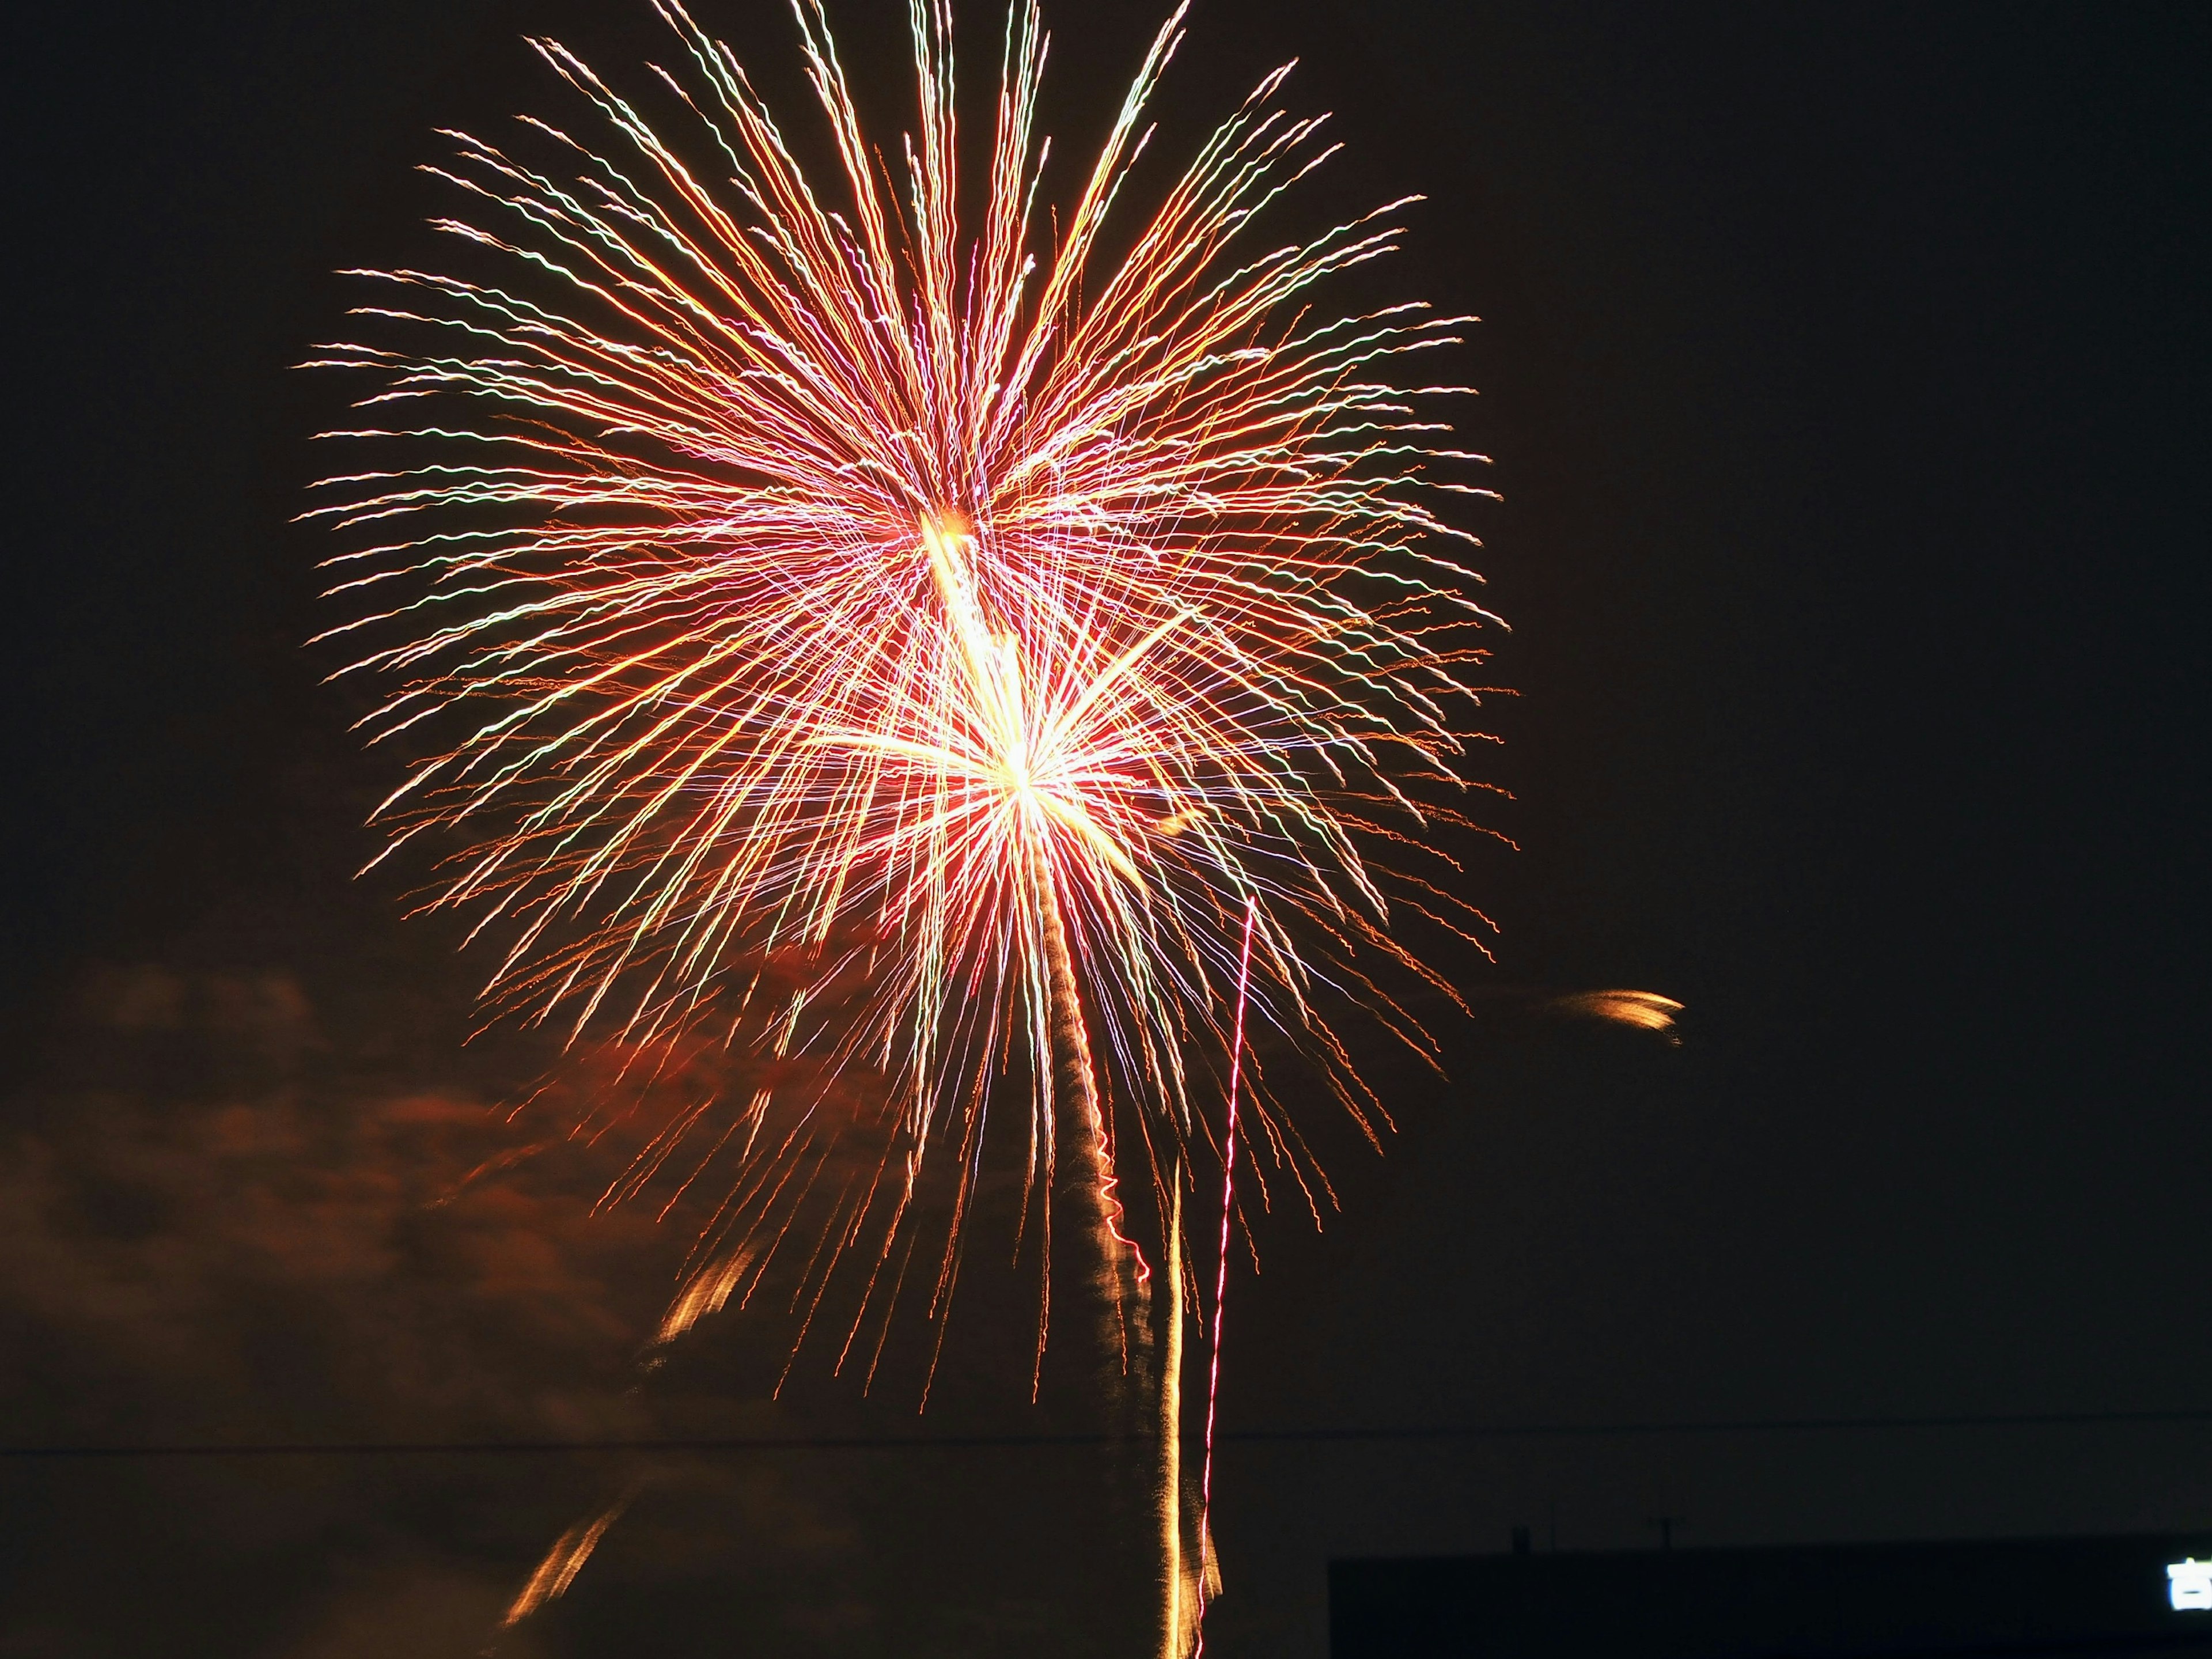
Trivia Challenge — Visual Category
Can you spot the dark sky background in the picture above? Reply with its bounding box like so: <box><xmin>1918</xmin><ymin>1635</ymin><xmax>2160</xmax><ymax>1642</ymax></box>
<box><xmin>2</xmin><ymin>2</ymin><xmax>2206</xmax><ymax>1656</ymax></box>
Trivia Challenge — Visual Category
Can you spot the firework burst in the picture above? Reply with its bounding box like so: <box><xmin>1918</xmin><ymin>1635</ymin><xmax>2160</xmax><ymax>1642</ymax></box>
<box><xmin>306</xmin><ymin>0</ymin><xmax>1500</xmax><ymax>1397</ymax></box>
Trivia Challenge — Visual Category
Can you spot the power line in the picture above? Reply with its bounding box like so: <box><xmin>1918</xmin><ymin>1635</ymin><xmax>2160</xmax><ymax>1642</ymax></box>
<box><xmin>7</xmin><ymin>1407</ymin><xmax>2212</xmax><ymax>1460</ymax></box>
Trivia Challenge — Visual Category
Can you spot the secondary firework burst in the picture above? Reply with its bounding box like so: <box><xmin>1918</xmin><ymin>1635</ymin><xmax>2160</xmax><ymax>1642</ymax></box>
<box><xmin>305</xmin><ymin>0</ymin><xmax>1501</xmax><ymax>1390</ymax></box>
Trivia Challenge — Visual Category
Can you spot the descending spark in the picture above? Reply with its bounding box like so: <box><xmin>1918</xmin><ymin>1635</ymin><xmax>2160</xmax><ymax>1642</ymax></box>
<box><xmin>1552</xmin><ymin>990</ymin><xmax>1683</xmax><ymax>1039</ymax></box>
<box><xmin>307</xmin><ymin>0</ymin><xmax>1502</xmax><ymax>1378</ymax></box>
<box><xmin>656</xmin><ymin>1240</ymin><xmax>760</xmax><ymax>1344</ymax></box>
<box><xmin>501</xmin><ymin>1494</ymin><xmax>630</xmax><ymax>1627</ymax></box>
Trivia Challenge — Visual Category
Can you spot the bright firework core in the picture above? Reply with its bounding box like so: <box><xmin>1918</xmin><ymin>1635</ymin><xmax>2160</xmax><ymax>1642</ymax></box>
<box><xmin>902</xmin><ymin>511</ymin><xmax>1152</xmax><ymax>888</ymax></box>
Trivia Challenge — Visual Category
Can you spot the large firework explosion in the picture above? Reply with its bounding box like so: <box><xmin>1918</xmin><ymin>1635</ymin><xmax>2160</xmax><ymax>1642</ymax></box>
<box><xmin>307</xmin><ymin>1</ymin><xmax>1498</xmax><ymax>1634</ymax></box>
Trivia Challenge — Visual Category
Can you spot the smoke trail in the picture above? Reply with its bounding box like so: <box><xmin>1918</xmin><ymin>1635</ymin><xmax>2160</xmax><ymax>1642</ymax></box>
<box><xmin>1037</xmin><ymin>855</ymin><xmax>1152</xmax><ymax>1392</ymax></box>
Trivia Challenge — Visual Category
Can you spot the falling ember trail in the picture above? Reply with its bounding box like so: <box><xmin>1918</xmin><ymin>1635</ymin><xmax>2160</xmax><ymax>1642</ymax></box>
<box><xmin>1551</xmin><ymin>990</ymin><xmax>1684</xmax><ymax>1040</ymax></box>
<box><xmin>501</xmin><ymin>1494</ymin><xmax>629</xmax><ymax>1628</ymax></box>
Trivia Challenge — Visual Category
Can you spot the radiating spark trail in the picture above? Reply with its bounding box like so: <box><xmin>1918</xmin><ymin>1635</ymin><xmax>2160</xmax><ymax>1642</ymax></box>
<box><xmin>308</xmin><ymin>0</ymin><xmax>1503</xmax><ymax>1385</ymax></box>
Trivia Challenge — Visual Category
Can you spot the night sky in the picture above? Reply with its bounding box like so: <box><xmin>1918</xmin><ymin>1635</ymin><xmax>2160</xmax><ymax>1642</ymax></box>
<box><xmin>2</xmin><ymin>3</ymin><xmax>2206</xmax><ymax>1656</ymax></box>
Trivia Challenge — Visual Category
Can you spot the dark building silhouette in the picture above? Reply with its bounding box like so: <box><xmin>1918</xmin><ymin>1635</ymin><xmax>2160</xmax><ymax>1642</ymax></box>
<box><xmin>1331</xmin><ymin>1533</ymin><xmax>2212</xmax><ymax>1658</ymax></box>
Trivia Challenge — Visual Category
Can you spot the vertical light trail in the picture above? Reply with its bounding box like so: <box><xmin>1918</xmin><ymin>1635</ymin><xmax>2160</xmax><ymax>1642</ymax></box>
<box><xmin>1195</xmin><ymin>893</ymin><xmax>1257</xmax><ymax>1654</ymax></box>
<box><xmin>1158</xmin><ymin>1179</ymin><xmax>1187</xmax><ymax>1659</ymax></box>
